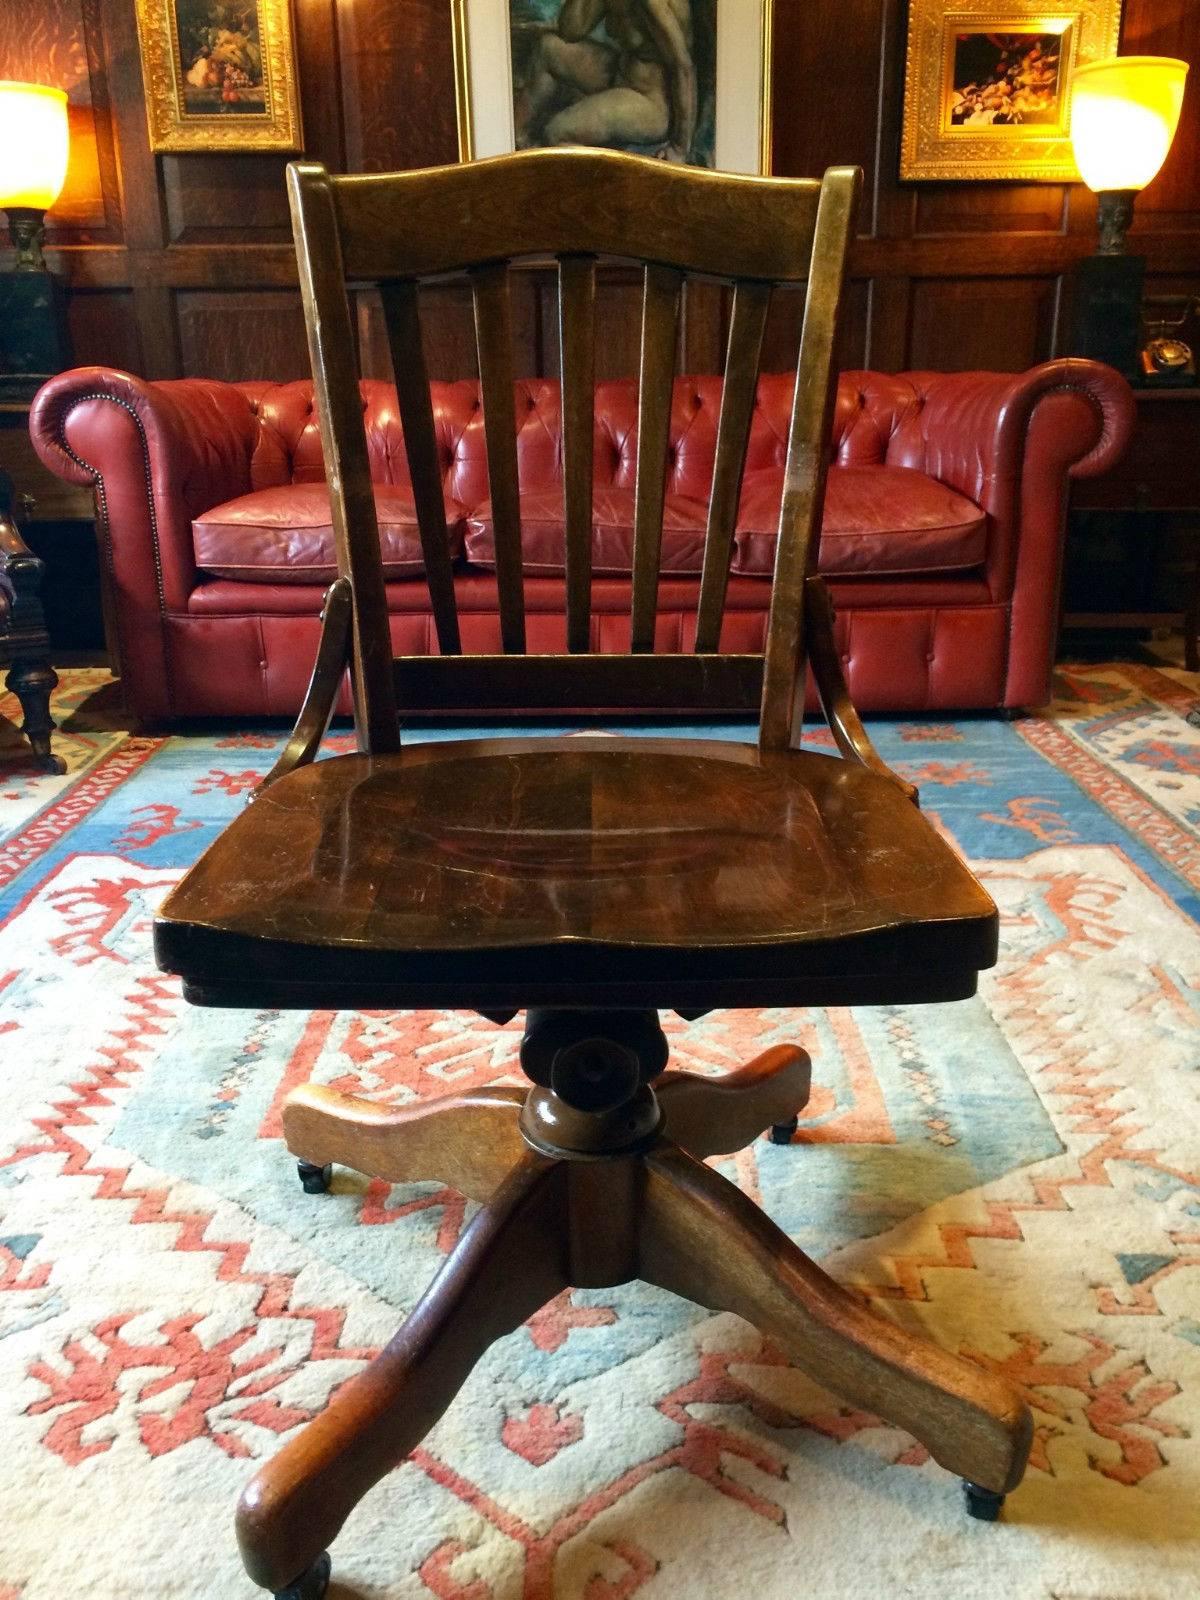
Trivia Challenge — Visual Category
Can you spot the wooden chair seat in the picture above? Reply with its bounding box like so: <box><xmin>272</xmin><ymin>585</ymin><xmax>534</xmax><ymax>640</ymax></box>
<box><xmin>156</xmin><ymin>734</ymin><xmax>996</xmax><ymax>1014</ymax></box>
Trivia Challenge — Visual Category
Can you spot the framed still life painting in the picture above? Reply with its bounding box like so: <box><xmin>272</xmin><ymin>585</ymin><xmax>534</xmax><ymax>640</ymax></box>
<box><xmin>134</xmin><ymin>0</ymin><xmax>303</xmax><ymax>153</ymax></box>
<box><xmin>900</xmin><ymin>2</ymin><xmax>1122</xmax><ymax>179</ymax></box>
<box><xmin>452</xmin><ymin>0</ymin><xmax>774</xmax><ymax>174</ymax></box>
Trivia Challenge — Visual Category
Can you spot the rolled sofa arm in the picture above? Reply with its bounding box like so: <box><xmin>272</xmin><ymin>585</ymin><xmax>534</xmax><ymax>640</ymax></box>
<box><xmin>904</xmin><ymin>358</ymin><xmax>1134</xmax><ymax>498</ymax></box>
<box><xmin>30</xmin><ymin>367</ymin><xmax>261</xmax><ymax>719</ymax></box>
<box><xmin>900</xmin><ymin>358</ymin><xmax>1135</xmax><ymax>708</ymax></box>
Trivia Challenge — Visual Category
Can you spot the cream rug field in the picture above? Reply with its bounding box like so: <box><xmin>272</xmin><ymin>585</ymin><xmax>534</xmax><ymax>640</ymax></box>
<box><xmin>0</xmin><ymin>662</ymin><xmax>1197</xmax><ymax>1599</ymax></box>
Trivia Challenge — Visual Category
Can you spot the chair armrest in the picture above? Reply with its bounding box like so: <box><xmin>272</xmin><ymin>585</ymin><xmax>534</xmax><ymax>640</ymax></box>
<box><xmin>805</xmin><ymin>577</ymin><xmax>918</xmax><ymax>804</ymax></box>
<box><xmin>260</xmin><ymin>579</ymin><xmax>352</xmax><ymax>790</ymax></box>
<box><xmin>29</xmin><ymin>367</ymin><xmax>261</xmax><ymax>612</ymax></box>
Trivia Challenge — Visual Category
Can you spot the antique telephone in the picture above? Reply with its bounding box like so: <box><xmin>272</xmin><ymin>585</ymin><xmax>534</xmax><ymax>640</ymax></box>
<box><xmin>1140</xmin><ymin>294</ymin><xmax>1199</xmax><ymax>385</ymax></box>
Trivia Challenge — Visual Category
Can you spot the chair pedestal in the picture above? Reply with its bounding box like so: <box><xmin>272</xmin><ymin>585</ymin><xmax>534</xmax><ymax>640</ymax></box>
<box><xmin>240</xmin><ymin>1017</ymin><xmax>1031</xmax><ymax>1597</ymax></box>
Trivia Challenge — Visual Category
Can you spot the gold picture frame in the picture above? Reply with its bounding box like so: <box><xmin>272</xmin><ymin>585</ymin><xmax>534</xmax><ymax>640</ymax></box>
<box><xmin>900</xmin><ymin>3</ymin><xmax>1122</xmax><ymax>180</ymax></box>
<box><xmin>134</xmin><ymin>0</ymin><xmax>303</xmax><ymax>154</ymax></box>
<box><xmin>452</xmin><ymin>0</ymin><xmax>773</xmax><ymax>175</ymax></box>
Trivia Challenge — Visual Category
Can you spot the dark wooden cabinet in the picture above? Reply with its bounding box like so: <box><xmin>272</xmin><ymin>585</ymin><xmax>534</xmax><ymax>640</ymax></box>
<box><xmin>1066</xmin><ymin>390</ymin><xmax>1200</xmax><ymax>668</ymax></box>
<box><xmin>0</xmin><ymin>403</ymin><xmax>107</xmax><ymax>656</ymax></box>
<box><xmin>0</xmin><ymin>404</ymin><xmax>92</xmax><ymax>523</ymax></box>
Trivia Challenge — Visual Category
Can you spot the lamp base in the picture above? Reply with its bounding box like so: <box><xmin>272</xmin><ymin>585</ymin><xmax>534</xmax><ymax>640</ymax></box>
<box><xmin>1069</xmin><ymin>251</ymin><xmax>1145</xmax><ymax>379</ymax></box>
<box><xmin>0</xmin><ymin>263</ymin><xmax>72</xmax><ymax>401</ymax></box>
<box><xmin>5</xmin><ymin>206</ymin><xmax>48</xmax><ymax>271</ymax></box>
<box><xmin>1095</xmin><ymin>189</ymin><xmax>1138</xmax><ymax>257</ymax></box>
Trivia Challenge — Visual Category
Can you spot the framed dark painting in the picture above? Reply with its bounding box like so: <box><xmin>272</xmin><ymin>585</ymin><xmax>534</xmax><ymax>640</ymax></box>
<box><xmin>901</xmin><ymin>3</ymin><xmax>1121</xmax><ymax>179</ymax></box>
<box><xmin>135</xmin><ymin>0</ymin><xmax>303</xmax><ymax>152</ymax></box>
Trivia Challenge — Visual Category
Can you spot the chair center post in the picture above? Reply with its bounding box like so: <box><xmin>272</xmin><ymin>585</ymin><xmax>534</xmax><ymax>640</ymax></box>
<box><xmin>517</xmin><ymin>1008</ymin><xmax>668</xmax><ymax>1157</ymax></box>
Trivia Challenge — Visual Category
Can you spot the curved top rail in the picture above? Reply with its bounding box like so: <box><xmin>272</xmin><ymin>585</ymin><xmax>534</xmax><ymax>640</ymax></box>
<box><xmin>316</xmin><ymin>148</ymin><xmax>827</xmax><ymax>283</ymax></box>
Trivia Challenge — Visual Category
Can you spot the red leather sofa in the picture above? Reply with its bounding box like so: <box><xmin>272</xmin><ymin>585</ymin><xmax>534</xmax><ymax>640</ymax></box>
<box><xmin>30</xmin><ymin>359</ymin><xmax>1133</xmax><ymax>721</ymax></box>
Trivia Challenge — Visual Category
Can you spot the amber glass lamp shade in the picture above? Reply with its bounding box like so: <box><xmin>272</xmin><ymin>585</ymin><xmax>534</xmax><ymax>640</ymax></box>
<box><xmin>0</xmin><ymin>81</ymin><xmax>69</xmax><ymax>211</ymax></box>
<box><xmin>1072</xmin><ymin>56</ymin><xmax>1188</xmax><ymax>195</ymax></box>
<box><xmin>0</xmin><ymin>82</ymin><xmax>70</xmax><ymax>271</ymax></box>
<box><xmin>0</xmin><ymin>81</ymin><xmax>69</xmax><ymax>209</ymax></box>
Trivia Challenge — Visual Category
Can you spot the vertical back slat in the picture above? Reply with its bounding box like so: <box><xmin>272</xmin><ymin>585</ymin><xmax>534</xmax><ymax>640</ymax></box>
<box><xmin>759</xmin><ymin>166</ymin><xmax>861</xmax><ymax>752</ymax></box>
<box><xmin>287</xmin><ymin>162</ymin><xmax>399</xmax><ymax>755</ymax></box>
<box><xmin>694</xmin><ymin>280</ymin><xmax>771</xmax><ymax>653</ymax></box>
<box><xmin>380</xmin><ymin>280</ymin><xmax>462</xmax><ymax>656</ymax></box>
<box><xmin>558</xmin><ymin>254</ymin><xmax>596</xmax><ymax>653</ymax></box>
<box><xmin>471</xmin><ymin>261</ymin><xmax>526</xmax><ymax>653</ymax></box>
<box><xmin>630</xmin><ymin>263</ymin><xmax>682</xmax><ymax>653</ymax></box>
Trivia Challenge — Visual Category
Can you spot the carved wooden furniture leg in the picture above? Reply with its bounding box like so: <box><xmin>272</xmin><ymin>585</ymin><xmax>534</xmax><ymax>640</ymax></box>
<box><xmin>637</xmin><ymin>1143</ymin><xmax>1032</xmax><ymax>1500</ymax></box>
<box><xmin>5</xmin><ymin>657</ymin><xmax>64</xmax><ymax>774</ymax></box>
<box><xmin>1</xmin><ymin>493</ymin><xmax>64</xmax><ymax>776</ymax></box>
<box><xmin>237</xmin><ymin>1152</ymin><xmax>568</xmax><ymax>1596</ymax></box>
<box><xmin>283</xmin><ymin>1083</ymin><xmax>526</xmax><ymax>1199</ymax></box>
<box><xmin>656</xmin><ymin>1045</ymin><xmax>812</xmax><ymax>1157</ymax></box>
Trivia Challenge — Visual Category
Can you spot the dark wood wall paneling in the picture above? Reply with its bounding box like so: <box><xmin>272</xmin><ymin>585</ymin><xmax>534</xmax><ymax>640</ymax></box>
<box><xmin>3</xmin><ymin>0</ymin><xmax>1198</xmax><ymax>385</ymax></box>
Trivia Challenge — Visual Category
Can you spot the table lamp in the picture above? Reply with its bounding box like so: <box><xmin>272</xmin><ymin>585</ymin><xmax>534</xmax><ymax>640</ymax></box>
<box><xmin>0</xmin><ymin>80</ymin><xmax>72</xmax><ymax>404</ymax></box>
<box><xmin>1069</xmin><ymin>56</ymin><xmax>1189</xmax><ymax>378</ymax></box>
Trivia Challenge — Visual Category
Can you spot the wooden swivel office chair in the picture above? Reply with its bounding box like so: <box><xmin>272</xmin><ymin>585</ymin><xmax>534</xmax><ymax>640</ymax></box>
<box><xmin>154</xmin><ymin>150</ymin><xmax>1032</xmax><ymax>1600</ymax></box>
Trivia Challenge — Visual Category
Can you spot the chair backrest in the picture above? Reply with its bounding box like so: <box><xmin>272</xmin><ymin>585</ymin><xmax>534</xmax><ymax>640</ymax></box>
<box><xmin>286</xmin><ymin>148</ymin><xmax>861</xmax><ymax>755</ymax></box>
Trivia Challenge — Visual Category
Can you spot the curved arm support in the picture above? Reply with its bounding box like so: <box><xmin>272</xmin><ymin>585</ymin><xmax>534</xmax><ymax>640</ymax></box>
<box><xmin>805</xmin><ymin>576</ymin><xmax>918</xmax><ymax>803</ymax></box>
<box><xmin>260</xmin><ymin>579</ymin><xmax>353</xmax><ymax>790</ymax></box>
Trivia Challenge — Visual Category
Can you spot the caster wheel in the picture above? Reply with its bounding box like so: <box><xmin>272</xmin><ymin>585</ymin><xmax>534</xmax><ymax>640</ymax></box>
<box><xmin>768</xmin><ymin>1116</ymin><xmax>799</xmax><ymax>1145</ymax></box>
<box><xmin>297</xmin><ymin>1160</ymin><xmax>332</xmax><ymax>1194</ymax></box>
<box><xmin>275</xmin><ymin>1551</ymin><xmax>331</xmax><ymax>1600</ymax></box>
<box><xmin>962</xmin><ymin>1481</ymin><xmax>1005</xmax><ymax>1521</ymax></box>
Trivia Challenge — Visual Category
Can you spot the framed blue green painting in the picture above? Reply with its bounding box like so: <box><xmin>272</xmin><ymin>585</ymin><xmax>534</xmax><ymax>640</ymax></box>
<box><xmin>452</xmin><ymin>0</ymin><xmax>773</xmax><ymax>173</ymax></box>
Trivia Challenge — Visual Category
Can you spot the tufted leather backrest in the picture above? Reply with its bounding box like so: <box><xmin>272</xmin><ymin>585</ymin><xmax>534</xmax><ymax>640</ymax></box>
<box><xmin>236</xmin><ymin>372</ymin><xmax>944</xmax><ymax>509</ymax></box>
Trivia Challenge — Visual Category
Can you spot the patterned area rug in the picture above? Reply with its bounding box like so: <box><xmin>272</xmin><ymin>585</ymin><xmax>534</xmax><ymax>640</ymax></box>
<box><xmin>1</xmin><ymin>663</ymin><xmax>1198</xmax><ymax>1599</ymax></box>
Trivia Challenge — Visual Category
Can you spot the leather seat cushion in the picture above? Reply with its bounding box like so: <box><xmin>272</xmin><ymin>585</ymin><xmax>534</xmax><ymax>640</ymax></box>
<box><xmin>464</xmin><ymin>485</ymin><xmax>711</xmax><ymax>577</ymax></box>
<box><xmin>464</xmin><ymin>467</ymin><xmax>987</xmax><ymax>580</ymax></box>
<box><xmin>734</xmin><ymin>466</ymin><xmax>987</xmax><ymax>577</ymax></box>
<box><xmin>193</xmin><ymin>484</ymin><xmax>466</xmax><ymax>584</ymax></box>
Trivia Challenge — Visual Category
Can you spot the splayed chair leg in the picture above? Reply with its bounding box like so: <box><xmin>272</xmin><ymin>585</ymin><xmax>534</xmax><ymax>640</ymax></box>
<box><xmin>236</xmin><ymin>1153</ymin><xmax>569</xmax><ymax>1594</ymax></box>
<box><xmin>283</xmin><ymin>1082</ymin><xmax>527</xmax><ymax>1201</ymax></box>
<box><xmin>636</xmin><ymin>1142</ymin><xmax>1032</xmax><ymax>1502</ymax></box>
<box><xmin>656</xmin><ymin>1044</ymin><xmax>811</xmax><ymax>1157</ymax></box>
